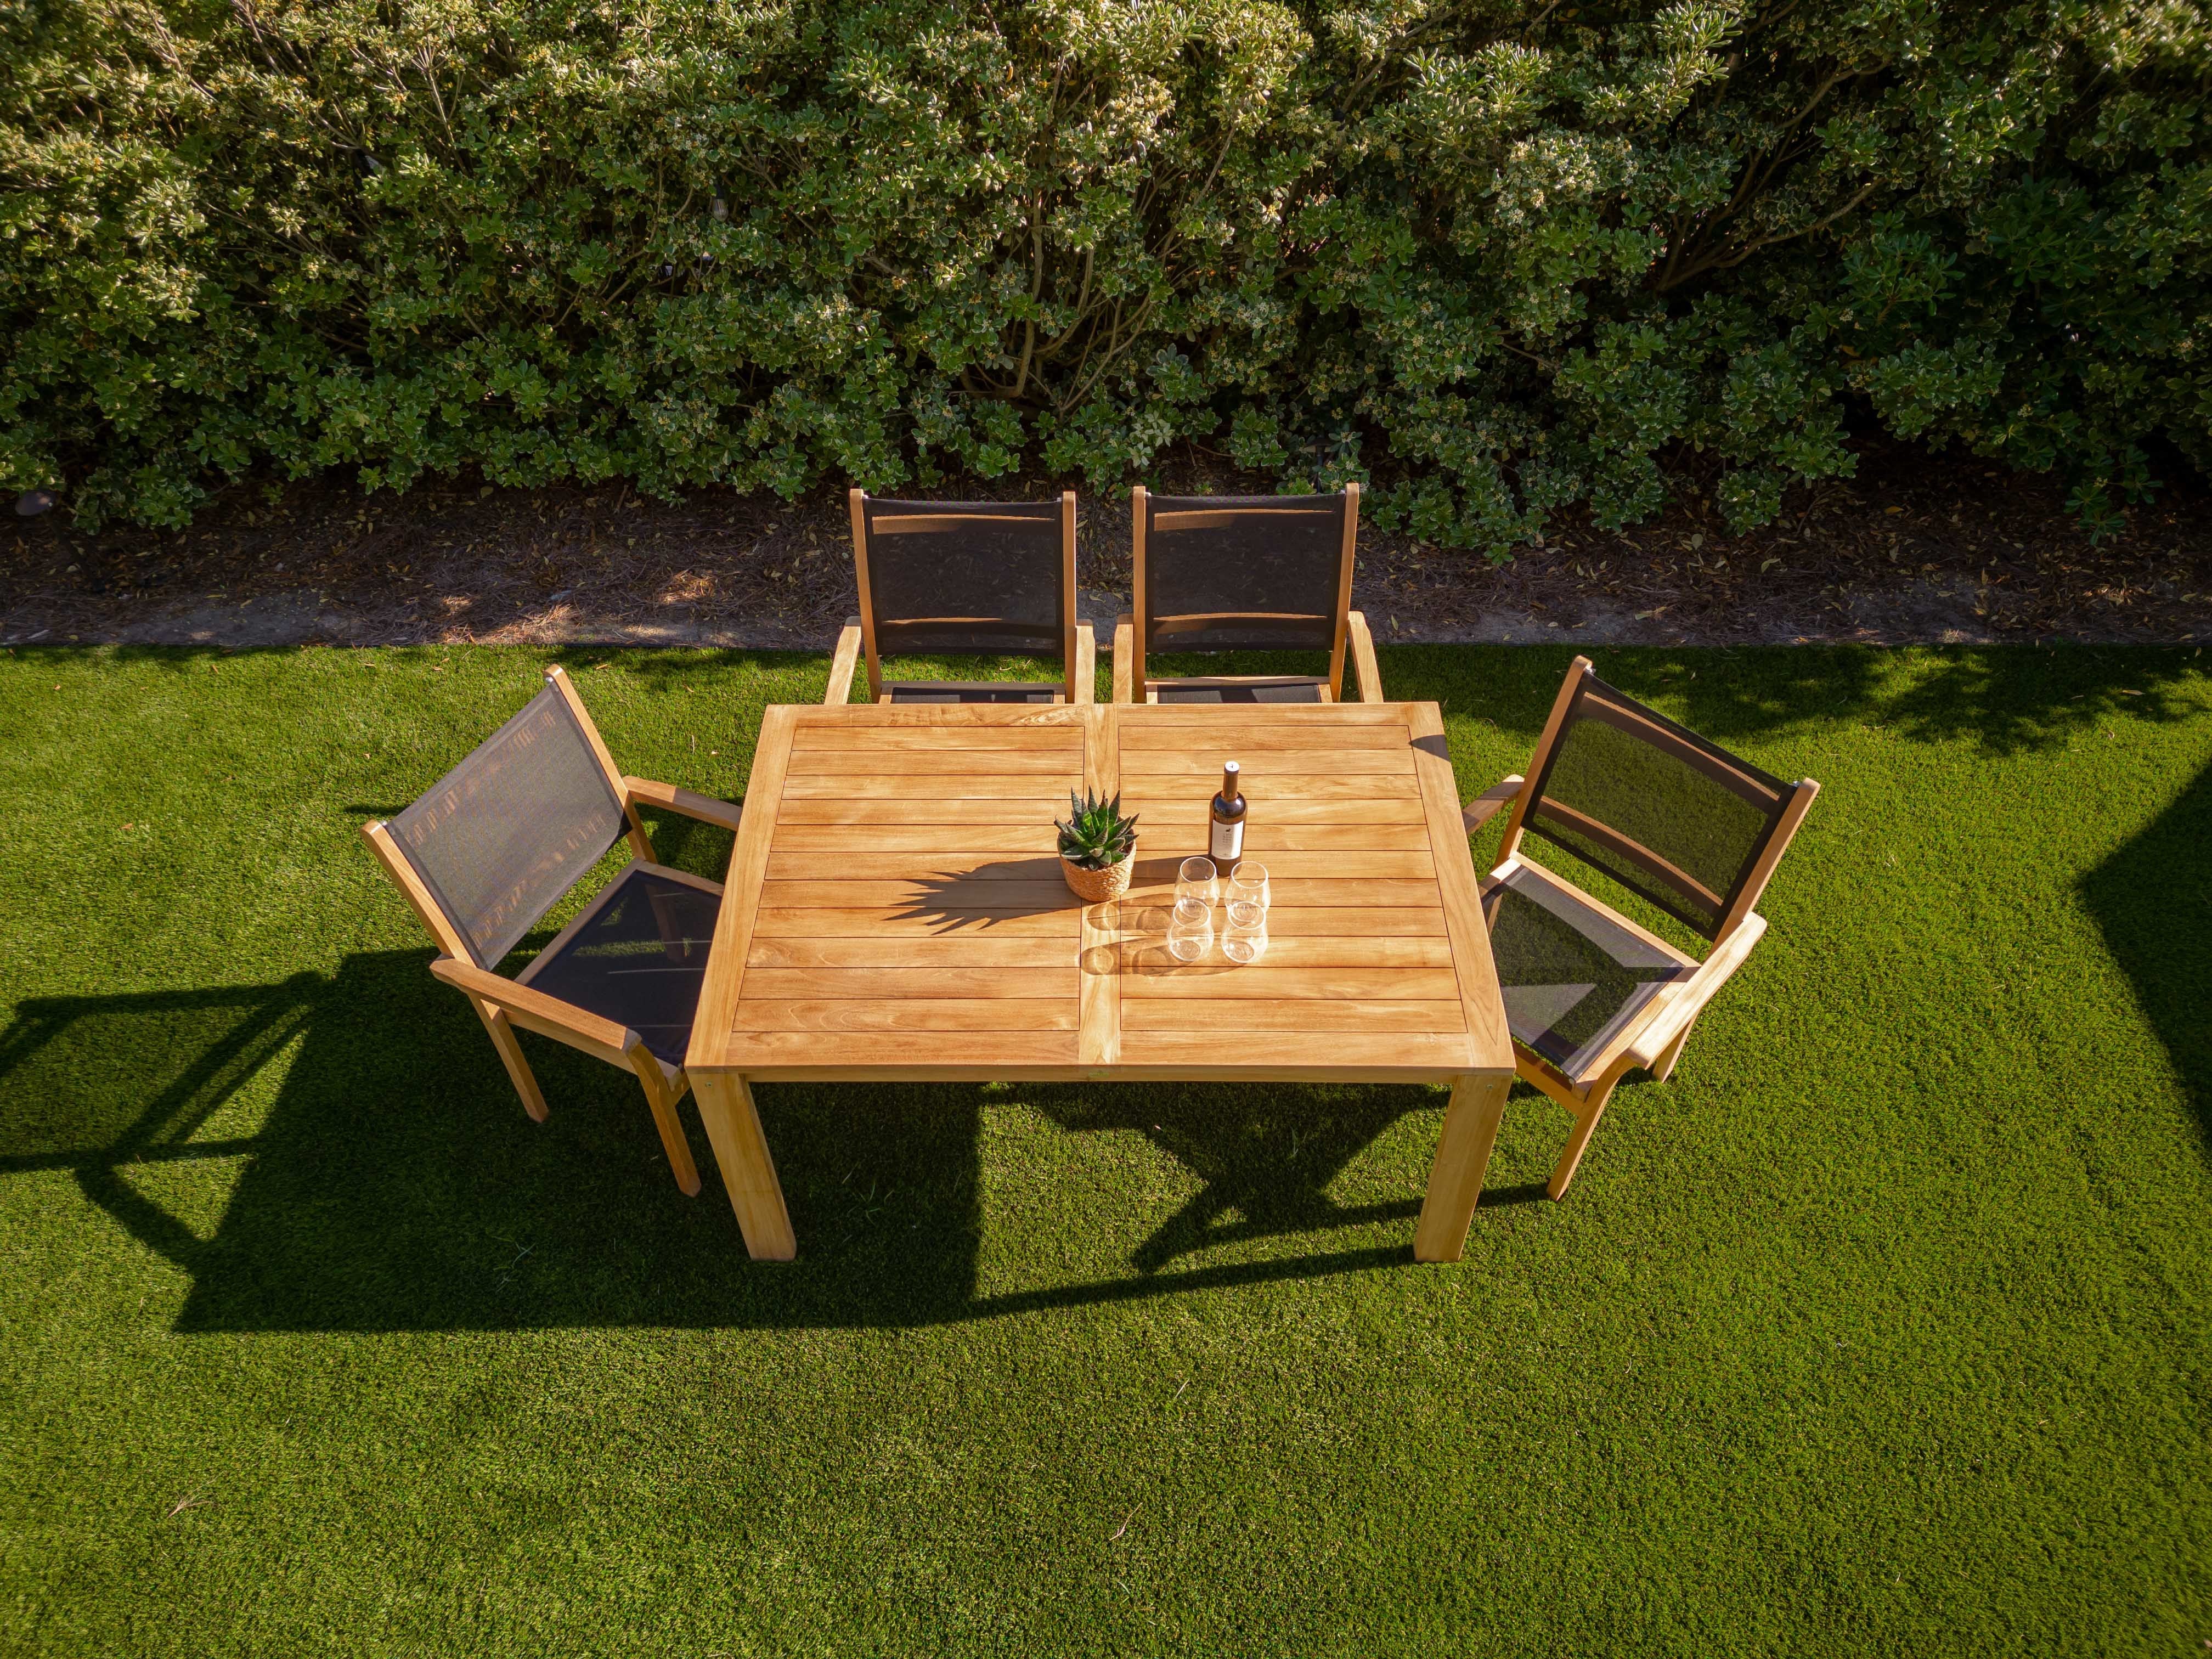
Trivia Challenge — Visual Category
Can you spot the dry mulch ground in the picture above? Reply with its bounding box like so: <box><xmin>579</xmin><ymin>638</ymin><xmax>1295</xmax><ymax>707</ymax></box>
<box><xmin>4</xmin><ymin>440</ymin><xmax>2208</xmax><ymax>651</ymax></box>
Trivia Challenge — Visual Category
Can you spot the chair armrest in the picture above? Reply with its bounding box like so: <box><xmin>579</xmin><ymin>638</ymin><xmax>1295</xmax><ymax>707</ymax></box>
<box><xmin>825</xmin><ymin>618</ymin><xmax>862</xmax><ymax>705</ymax></box>
<box><xmin>1345</xmin><ymin>610</ymin><xmax>1385</xmax><ymax>703</ymax></box>
<box><xmin>1111</xmin><ymin>613</ymin><xmax>1136</xmax><ymax>704</ymax></box>
<box><xmin>428</xmin><ymin>955</ymin><xmax>647</xmax><ymax>1065</ymax></box>
<box><xmin>1462</xmin><ymin>775</ymin><xmax>1525</xmax><ymax>832</ymax></box>
<box><xmin>1626</xmin><ymin>912</ymin><xmax>1768</xmax><ymax>1069</ymax></box>
<box><xmin>1071</xmin><ymin>620</ymin><xmax>1096</xmax><ymax>705</ymax></box>
<box><xmin>623</xmin><ymin>776</ymin><xmax>743</xmax><ymax>833</ymax></box>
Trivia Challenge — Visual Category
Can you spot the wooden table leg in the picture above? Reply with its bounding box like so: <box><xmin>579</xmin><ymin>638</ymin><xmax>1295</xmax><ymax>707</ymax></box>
<box><xmin>691</xmin><ymin>1072</ymin><xmax>796</xmax><ymax>1261</ymax></box>
<box><xmin>1413</xmin><ymin>1073</ymin><xmax>1513</xmax><ymax>1263</ymax></box>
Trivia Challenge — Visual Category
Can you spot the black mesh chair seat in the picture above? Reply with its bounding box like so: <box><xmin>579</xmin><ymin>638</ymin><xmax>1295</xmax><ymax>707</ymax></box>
<box><xmin>885</xmin><ymin>681</ymin><xmax>1062</xmax><ymax>704</ymax></box>
<box><xmin>523</xmin><ymin>867</ymin><xmax>721</xmax><ymax>1066</ymax></box>
<box><xmin>1484</xmin><ymin>865</ymin><xmax>1692</xmax><ymax>1080</ymax></box>
<box><xmin>1154</xmin><ymin>678</ymin><xmax>1325</xmax><ymax>704</ymax></box>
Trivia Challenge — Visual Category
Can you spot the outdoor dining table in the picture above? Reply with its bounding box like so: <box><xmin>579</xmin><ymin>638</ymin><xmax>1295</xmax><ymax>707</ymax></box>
<box><xmin>682</xmin><ymin>699</ymin><xmax>1515</xmax><ymax>1263</ymax></box>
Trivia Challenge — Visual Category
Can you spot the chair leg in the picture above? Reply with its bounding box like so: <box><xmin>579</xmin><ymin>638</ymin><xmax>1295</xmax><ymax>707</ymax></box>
<box><xmin>633</xmin><ymin>1059</ymin><xmax>703</xmax><ymax>1196</ymax></box>
<box><xmin>1547</xmin><ymin>1079</ymin><xmax>1620</xmax><ymax>1199</ymax></box>
<box><xmin>472</xmin><ymin>1000</ymin><xmax>548</xmax><ymax>1122</ymax></box>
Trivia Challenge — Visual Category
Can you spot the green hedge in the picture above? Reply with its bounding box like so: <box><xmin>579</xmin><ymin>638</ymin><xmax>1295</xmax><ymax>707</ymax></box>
<box><xmin>3</xmin><ymin>0</ymin><xmax>2208</xmax><ymax>547</ymax></box>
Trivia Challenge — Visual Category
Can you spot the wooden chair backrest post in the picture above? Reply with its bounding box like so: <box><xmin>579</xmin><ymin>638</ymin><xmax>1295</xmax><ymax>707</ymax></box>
<box><xmin>1713</xmin><ymin>778</ymin><xmax>1820</xmax><ymax>943</ymax></box>
<box><xmin>1060</xmin><ymin>490</ymin><xmax>1079</xmax><ymax>704</ymax></box>
<box><xmin>543</xmin><ymin>664</ymin><xmax>653</xmax><ymax>862</ymax></box>
<box><xmin>847</xmin><ymin>487</ymin><xmax>883</xmax><ymax>702</ymax></box>
<box><xmin>1325</xmin><ymin>481</ymin><xmax>1361</xmax><ymax>701</ymax></box>
<box><xmin>1497</xmin><ymin>654</ymin><xmax>1594</xmax><ymax>865</ymax></box>
<box><xmin>1130</xmin><ymin>483</ymin><xmax>1150</xmax><ymax>702</ymax></box>
<box><xmin>362</xmin><ymin>818</ymin><xmax>475</xmax><ymax>961</ymax></box>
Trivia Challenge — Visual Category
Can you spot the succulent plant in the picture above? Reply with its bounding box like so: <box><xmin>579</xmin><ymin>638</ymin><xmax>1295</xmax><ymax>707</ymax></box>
<box><xmin>1056</xmin><ymin>789</ymin><xmax>1138</xmax><ymax>871</ymax></box>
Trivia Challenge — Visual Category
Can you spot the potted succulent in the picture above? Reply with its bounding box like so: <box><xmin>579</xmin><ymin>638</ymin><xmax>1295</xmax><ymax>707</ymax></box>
<box><xmin>1056</xmin><ymin>789</ymin><xmax>1139</xmax><ymax>902</ymax></box>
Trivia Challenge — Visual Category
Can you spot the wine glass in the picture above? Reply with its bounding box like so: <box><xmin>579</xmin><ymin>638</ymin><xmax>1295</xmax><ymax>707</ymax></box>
<box><xmin>1176</xmin><ymin>856</ymin><xmax>1218</xmax><ymax>908</ymax></box>
<box><xmin>1228</xmin><ymin>861</ymin><xmax>1270</xmax><ymax>915</ymax></box>
<box><xmin>1166</xmin><ymin>895</ymin><xmax>1214</xmax><ymax>963</ymax></box>
<box><xmin>1222</xmin><ymin>909</ymin><xmax>1268</xmax><ymax>964</ymax></box>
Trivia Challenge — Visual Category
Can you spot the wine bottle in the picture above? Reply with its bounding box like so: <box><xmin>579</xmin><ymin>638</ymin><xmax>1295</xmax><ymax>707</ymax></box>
<box><xmin>1209</xmin><ymin>761</ymin><xmax>1246</xmax><ymax>864</ymax></box>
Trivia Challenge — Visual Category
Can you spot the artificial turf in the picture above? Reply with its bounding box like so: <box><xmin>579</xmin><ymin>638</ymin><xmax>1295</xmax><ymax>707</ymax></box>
<box><xmin>0</xmin><ymin>641</ymin><xmax>2207</xmax><ymax>1656</ymax></box>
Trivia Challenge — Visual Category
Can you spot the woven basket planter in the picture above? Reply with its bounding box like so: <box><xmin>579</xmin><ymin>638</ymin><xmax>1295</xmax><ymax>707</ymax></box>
<box><xmin>1060</xmin><ymin>854</ymin><xmax>1133</xmax><ymax>903</ymax></box>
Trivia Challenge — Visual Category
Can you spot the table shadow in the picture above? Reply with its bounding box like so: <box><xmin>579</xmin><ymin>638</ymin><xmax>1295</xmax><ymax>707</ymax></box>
<box><xmin>0</xmin><ymin>952</ymin><xmax>1449</xmax><ymax>1334</ymax></box>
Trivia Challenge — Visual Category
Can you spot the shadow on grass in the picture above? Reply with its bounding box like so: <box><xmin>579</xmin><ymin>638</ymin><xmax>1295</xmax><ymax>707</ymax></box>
<box><xmin>0</xmin><ymin>957</ymin><xmax>1440</xmax><ymax>1333</ymax></box>
<box><xmin>2081</xmin><ymin>760</ymin><xmax>2212</xmax><ymax>1154</ymax></box>
<box><xmin>1376</xmin><ymin>641</ymin><xmax>2206</xmax><ymax>757</ymax></box>
<box><xmin>15</xmin><ymin>640</ymin><xmax>2200</xmax><ymax>764</ymax></box>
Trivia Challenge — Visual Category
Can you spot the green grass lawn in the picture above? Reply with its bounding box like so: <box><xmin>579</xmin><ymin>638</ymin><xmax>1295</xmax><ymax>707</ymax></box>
<box><xmin>1</xmin><ymin>641</ymin><xmax>2208</xmax><ymax>1656</ymax></box>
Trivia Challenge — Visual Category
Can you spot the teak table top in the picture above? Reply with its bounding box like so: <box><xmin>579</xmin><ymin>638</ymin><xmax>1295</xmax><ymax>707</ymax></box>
<box><xmin>687</xmin><ymin>701</ymin><xmax>1513</xmax><ymax>1083</ymax></box>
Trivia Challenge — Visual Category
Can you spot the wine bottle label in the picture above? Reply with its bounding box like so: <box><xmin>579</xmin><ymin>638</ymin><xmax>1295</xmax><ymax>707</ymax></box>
<box><xmin>1209</xmin><ymin>817</ymin><xmax>1244</xmax><ymax>862</ymax></box>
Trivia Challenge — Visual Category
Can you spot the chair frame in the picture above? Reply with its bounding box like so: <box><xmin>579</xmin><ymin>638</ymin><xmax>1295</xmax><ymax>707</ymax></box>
<box><xmin>361</xmin><ymin>665</ymin><xmax>746</xmax><ymax>1197</ymax></box>
<box><xmin>1462</xmin><ymin>655</ymin><xmax>1819</xmax><ymax>1197</ymax></box>
<box><xmin>1111</xmin><ymin>482</ymin><xmax>1383</xmax><ymax>705</ymax></box>
<box><xmin>826</xmin><ymin>489</ymin><xmax>1094</xmax><ymax>706</ymax></box>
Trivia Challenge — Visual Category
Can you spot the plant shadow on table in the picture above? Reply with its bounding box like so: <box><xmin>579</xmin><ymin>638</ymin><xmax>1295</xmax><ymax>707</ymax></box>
<box><xmin>0</xmin><ymin>952</ymin><xmax>1459</xmax><ymax>1334</ymax></box>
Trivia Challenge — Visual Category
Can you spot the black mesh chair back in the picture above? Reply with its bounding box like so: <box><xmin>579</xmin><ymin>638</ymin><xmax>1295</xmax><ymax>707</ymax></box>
<box><xmin>1139</xmin><ymin>490</ymin><xmax>1353</xmax><ymax>653</ymax></box>
<box><xmin>851</xmin><ymin>493</ymin><xmax>1076</xmax><ymax>701</ymax></box>
<box><xmin>386</xmin><ymin>685</ymin><xmax>627</xmax><ymax>968</ymax></box>
<box><xmin>1519</xmin><ymin>674</ymin><xmax>1793</xmax><ymax>940</ymax></box>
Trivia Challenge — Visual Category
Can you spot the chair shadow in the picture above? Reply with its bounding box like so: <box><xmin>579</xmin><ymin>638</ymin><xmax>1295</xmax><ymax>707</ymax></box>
<box><xmin>0</xmin><ymin>955</ymin><xmax>1438</xmax><ymax>1334</ymax></box>
<box><xmin>2080</xmin><ymin>758</ymin><xmax>2212</xmax><ymax>1157</ymax></box>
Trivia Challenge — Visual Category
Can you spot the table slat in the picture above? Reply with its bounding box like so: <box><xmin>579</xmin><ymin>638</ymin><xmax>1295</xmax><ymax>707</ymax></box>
<box><xmin>1122</xmin><ymin>876</ymin><xmax>1443</xmax><ymax>907</ymax></box>
<box><xmin>786</xmin><ymin>749</ymin><xmax>1077</xmax><ymax>776</ymax></box>
<box><xmin>1113</xmin><ymin>1032</ymin><xmax>1475</xmax><ymax>1073</ymax></box>
<box><xmin>782</xmin><ymin>776</ymin><xmax>1091</xmax><ymax>799</ymax></box>
<box><xmin>1120</xmin><ymin>751</ymin><xmax>1414</xmax><ymax>777</ymax></box>
<box><xmin>725</xmin><ymin>1032</ymin><xmax>1079</xmax><ymax>1069</ymax></box>
<box><xmin>1120</xmin><ymin>903</ymin><xmax>1448</xmax><ymax>937</ymax></box>
<box><xmin>1121</xmin><ymin>1000</ymin><xmax>1466</xmax><ymax>1032</ymax></box>
<box><xmin>759</xmin><ymin>879</ymin><xmax>1077</xmax><ymax>907</ymax></box>
<box><xmin>1079</xmin><ymin>701</ymin><xmax>1122</xmax><ymax>1069</ymax></box>
<box><xmin>740</xmin><ymin>966</ymin><xmax>1079</xmax><ymax>1001</ymax></box>
<box><xmin>1117</xmin><ymin>965</ymin><xmax>1462</xmax><ymax>1001</ymax></box>
<box><xmin>731</xmin><ymin>1000</ymin><xmax>1078</xmax><ymax>1032</ymax></box>
<box><xmin>748</xmin><ymin>936</ymin><xmax>1077</xmax><ymax>968</ymax></box>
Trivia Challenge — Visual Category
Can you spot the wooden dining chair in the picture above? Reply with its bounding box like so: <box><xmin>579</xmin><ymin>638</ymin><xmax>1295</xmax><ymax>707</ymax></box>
<box><xmin>1461</xmin><ymin>656</ymin><xmax>1819</xmax><ymax>1197</ymax></box>
<box><xmin>824</xmin><ymin>490</ymin><xmax>1095</xmax><ymax>705</ymax></box>
<box><xmin>1111</xmin><ymin>484</ymin><xmax>1383</xmax><ymax>704</ymax></box>
<box><xmin>360</xmin><ymin>665</ymin><xmax>744</xmax><ymax>1196</ymax></box>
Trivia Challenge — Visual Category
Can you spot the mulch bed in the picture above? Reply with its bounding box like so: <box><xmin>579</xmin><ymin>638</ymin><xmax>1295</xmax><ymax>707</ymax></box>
<box><xmin>3</xmin><ymin>440</ymin><xmax>2208</xmax><ymax>650</ymax></box>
